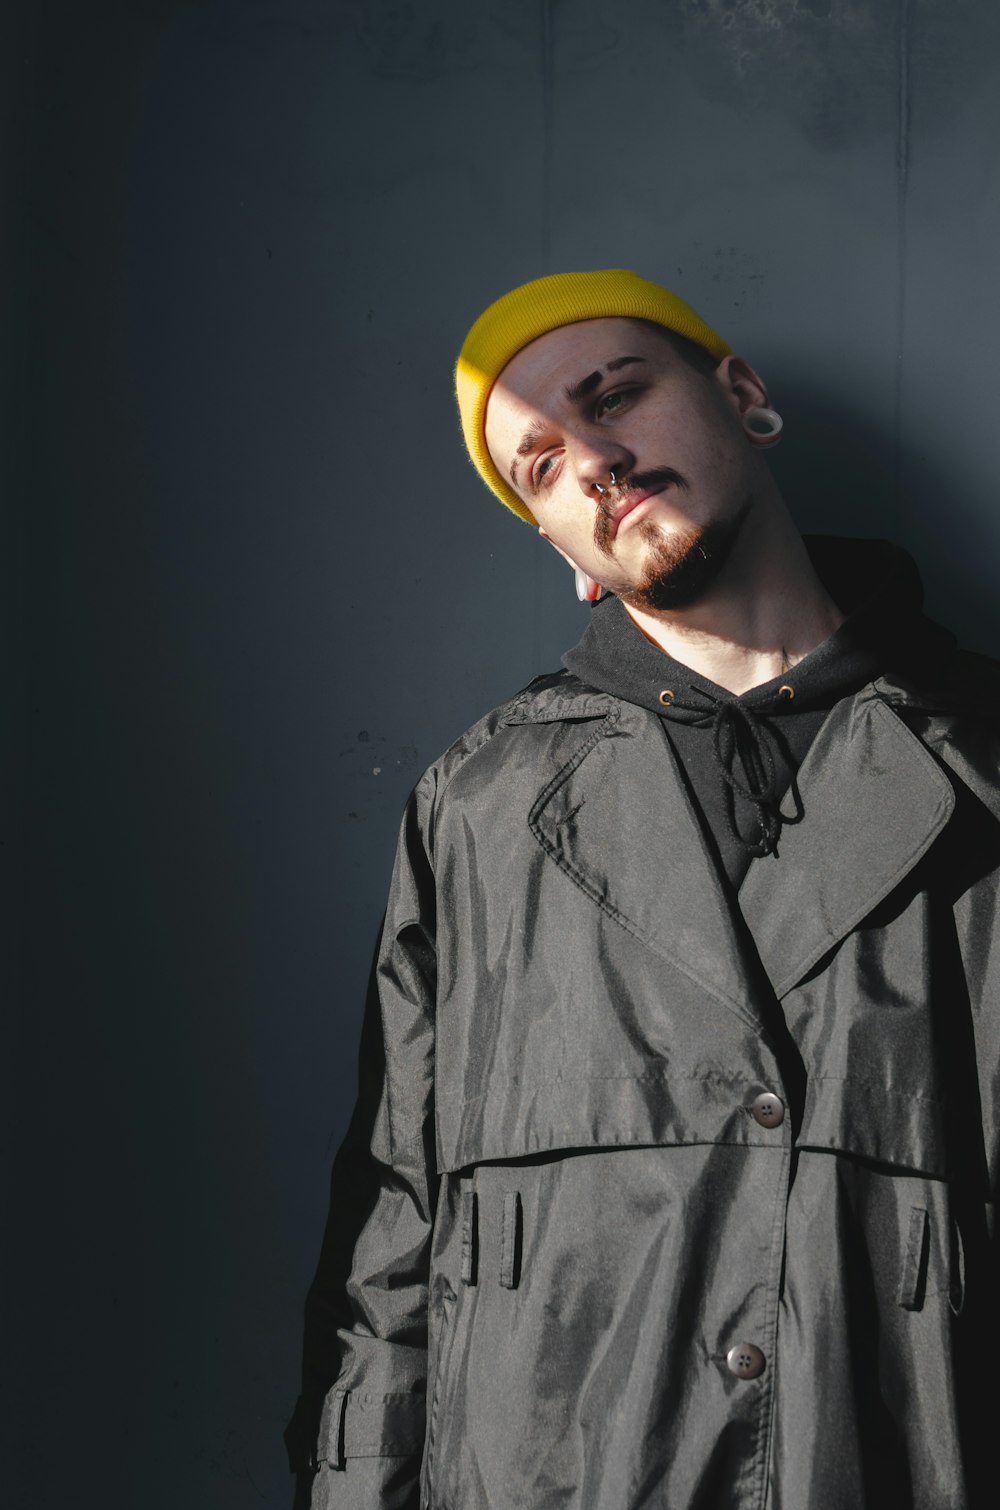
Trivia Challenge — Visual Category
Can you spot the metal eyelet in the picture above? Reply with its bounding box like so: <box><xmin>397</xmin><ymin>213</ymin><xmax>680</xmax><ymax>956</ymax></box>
<box><xmin>778</xmin><ymin>684</ymin><xmax>795</xmax><ymax>700</ymax></box>
<box><xmin>659</xmin><ymin>689</ymin><xmax>675</xmax><ymax>706</ymax></box>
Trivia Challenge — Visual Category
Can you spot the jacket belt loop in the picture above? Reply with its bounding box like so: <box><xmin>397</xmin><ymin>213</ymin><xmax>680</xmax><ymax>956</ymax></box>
<box><xmin>898</xmin><ymin>1206</ymin><xmax>929</xmax><ymax>1311</ymax></box>
<box><xmin>500</xmin><ymin>1191</ymin><xmax>522</xmax><ymax>1290</ymax></box>
<box><xmin>319</xmin><ymin>1386</ymin><xmax>349</xmax><ymax>1471</ymax></box>
<box><xmin>461</xmin><ymin>1188</ymin><xmax>478</xmax><ymax>1285</ymax></box>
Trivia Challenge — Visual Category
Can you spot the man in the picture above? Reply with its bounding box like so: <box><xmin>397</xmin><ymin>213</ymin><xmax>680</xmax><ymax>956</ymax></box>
<box><xmin>288</xmin><ymin>270</ymin><xmax>1000</xmax><ymax>1508</ymax></box>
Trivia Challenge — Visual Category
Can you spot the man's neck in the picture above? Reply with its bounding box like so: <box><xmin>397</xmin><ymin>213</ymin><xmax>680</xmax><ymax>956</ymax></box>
<box><xmin>623</xmin><ymin>502</ymin><xmax>845</xmax><ymax>695</ymax></box>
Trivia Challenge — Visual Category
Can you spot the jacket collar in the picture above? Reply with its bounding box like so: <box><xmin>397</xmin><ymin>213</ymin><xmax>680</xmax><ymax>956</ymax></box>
<box><xmin>737</xmin><ymin>683</ymin><xmax>955</xmax><ymax>998</ymax></box>
<box><xmin>501</xmin><ymin>672</ymin><xmax>615</xmax><ymax>726</ymax></box>
<box><xmin>520</xmin><ymin>678</ymin><xmax>955</xmax><ymax>1027</ymax></box>
<box><xmin>522</xmin><ymin>694</ymin><xmax>769</xmax><ymax>1033</ymax></box>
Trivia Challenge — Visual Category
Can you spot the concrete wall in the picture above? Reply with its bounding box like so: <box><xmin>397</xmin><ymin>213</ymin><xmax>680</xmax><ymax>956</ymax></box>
<box><xmin>8</xmin><ymin>1</ymin><xmax>999</xmax><ymax>1504</ymax></box>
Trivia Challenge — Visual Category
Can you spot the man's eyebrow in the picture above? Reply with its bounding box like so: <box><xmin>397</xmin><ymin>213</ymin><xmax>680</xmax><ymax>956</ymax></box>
<box><xmin>509</xmin><ymin>418</ymin><xmax>549</xmax><ymax>487</ymax></box>
<box><xmin>563</xmin><ymin>354</ymin><xmax>647</xmax><ymax>404</ymax></box>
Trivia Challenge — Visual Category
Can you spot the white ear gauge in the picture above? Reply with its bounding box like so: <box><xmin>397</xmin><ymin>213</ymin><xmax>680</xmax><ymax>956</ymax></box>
<box><xmin>742</xmin><ymin>406</ymin><xmax>783</xmax><ymax>447</ymax></box>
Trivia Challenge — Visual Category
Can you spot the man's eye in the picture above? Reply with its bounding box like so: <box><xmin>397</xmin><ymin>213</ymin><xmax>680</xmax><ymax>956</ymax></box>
<box><xmin>535</xmin><ymin>454</ymin><xmax>557</xmax><ymax>487</ymax></box>
<box><xmin>596</xmin><ymin>388</ymin><xmax>632</xmax><ymax>418</ymax></box>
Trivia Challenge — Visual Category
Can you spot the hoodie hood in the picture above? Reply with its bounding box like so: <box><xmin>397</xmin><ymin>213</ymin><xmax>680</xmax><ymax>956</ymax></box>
<box><xmin>561</xmin><ymin>538</ymin><xmax>955</xmax><ymax>879</ymax></box>
<box><xmin>563</xmin><ymin>537</ymin><xmax>952</xmax><ymax>721</ymax></box>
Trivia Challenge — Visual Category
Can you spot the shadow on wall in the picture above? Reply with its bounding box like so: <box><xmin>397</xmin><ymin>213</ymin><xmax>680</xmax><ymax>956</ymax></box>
<box><xmin>769</xmin><ymin>383</ymin><xmax>1000</xmax><ymax>658</ymax></box>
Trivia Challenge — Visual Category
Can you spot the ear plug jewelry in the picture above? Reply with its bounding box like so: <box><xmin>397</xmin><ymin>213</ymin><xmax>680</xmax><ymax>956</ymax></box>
<box><xmin>742</xmin><ymin>406</ymin><xmax>783</xmax><ymax>447</ymax></box>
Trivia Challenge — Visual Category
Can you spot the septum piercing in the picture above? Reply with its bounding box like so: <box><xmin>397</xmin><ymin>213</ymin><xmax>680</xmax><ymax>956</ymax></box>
<box><xmin>594</xmin><ymin>470</ymin><xmax>617</xmax><ymax>498</ymax></box>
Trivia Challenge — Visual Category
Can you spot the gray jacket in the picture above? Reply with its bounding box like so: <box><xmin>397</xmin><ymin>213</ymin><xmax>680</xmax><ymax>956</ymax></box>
<box><xmin>289</xmin><ymin>658</ymin><xmax>1000</xmax><ymax>1509</ymax></box>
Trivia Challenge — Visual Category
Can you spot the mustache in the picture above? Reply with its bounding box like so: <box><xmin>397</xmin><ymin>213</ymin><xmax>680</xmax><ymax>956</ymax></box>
<box><xmin>594</xmin><ymin>466</ymin><xmax>689</xmax><ymax>552</ymax></box>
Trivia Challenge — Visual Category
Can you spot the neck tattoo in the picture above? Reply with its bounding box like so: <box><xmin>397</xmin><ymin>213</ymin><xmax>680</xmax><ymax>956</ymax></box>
<box><xmin>780</xmin><ymin>647</ymin><xmax>791</xmax><ymax>673</ymax></box>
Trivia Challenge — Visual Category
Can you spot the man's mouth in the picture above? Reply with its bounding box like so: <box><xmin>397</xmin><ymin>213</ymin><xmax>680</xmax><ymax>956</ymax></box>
<box><xmin>613</xmin><ymin>489</ymin><xmax>661</xmax><ymax>536</ymax></box>
<box><xmin>597</xmin><ymin>467</ymin><xmax>688</xmax><ymax>548</ymax></box>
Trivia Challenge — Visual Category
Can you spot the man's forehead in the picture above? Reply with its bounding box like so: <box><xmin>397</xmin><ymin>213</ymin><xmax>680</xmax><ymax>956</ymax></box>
<box><xmin>496</xmin><ymin>315</ymin><xmax>653</xmax><ymax>391</ymax></box>
<box><xmin>486</xmin><ymin>316</ymin><xmax>658</xmax><ymax>433</ymax></box>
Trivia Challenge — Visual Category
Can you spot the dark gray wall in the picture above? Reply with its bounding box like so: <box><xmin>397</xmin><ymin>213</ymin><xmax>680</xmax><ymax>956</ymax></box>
<box><xmin>8</xmin><ymin>2</ymin><xmax>999</xmax><ymax>1505</ymax></box>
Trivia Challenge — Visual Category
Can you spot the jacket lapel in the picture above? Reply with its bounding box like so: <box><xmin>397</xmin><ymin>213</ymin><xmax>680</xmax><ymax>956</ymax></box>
<box><xmin>526</xmin><ymin>701</ymin><xmax>768</xmax><ymax>1033</ymax></box>
<box><xmin>738</xmin><ymin>688</ymin><xmax>956</xmax><ymax>999</ymax></box>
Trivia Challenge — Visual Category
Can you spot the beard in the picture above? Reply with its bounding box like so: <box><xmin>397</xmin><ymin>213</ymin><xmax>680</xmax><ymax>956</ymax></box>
<box><xmin>594</xmin><ymin>469</ymin><xmax>753</xmax><ymax>612</ymax></box>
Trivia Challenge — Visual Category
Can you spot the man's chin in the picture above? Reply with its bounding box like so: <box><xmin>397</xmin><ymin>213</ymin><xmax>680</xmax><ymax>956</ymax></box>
<box><xmin>616</xmin><ymin>504</ymin><xmax>751</xmax><ymax>613</ymax></box>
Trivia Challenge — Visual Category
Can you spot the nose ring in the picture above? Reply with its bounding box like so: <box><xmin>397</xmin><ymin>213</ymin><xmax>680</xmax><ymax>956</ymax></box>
<box><xmin>593</xmin><ymin>470</ymin><xmax>618</xmax><ymax>499</ymax></box>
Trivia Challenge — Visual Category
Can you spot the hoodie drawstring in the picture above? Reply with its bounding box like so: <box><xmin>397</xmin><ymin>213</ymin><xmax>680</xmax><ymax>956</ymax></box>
<box><xmin>662</xmin><ymin>688</ymin><xmax>785</xmax><ymax>857</ymax></box>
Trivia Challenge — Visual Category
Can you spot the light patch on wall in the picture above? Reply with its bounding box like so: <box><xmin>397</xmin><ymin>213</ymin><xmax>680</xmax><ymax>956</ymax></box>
<box><xmin>347</xmin><ymin>0</ymin><xmax>618</xmax><ymax>79</ymax></box>
<box><xmin>680</xmin><ymin>0</ymin><xmax>841</xmax><ymax>30</ymax></box>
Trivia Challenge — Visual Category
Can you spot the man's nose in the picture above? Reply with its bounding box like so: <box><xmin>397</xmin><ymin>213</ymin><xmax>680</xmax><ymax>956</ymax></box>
<box><xmin>576</xmin><ymin>441</ymin><xmax>635</xmax><ymax>499</ymax></box>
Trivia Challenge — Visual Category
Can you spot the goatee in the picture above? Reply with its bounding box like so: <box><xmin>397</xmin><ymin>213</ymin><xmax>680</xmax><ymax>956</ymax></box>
<box><xmin>616</xmin><ymin>499</ymin><xmax>753</xmax><ymax>612</ymax></box>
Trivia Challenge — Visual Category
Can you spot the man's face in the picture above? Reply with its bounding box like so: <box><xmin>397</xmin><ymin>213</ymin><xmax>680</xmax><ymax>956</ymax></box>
<box><xmin>484</xmin><ymin>317</ymin><xmax>770</xmax><ymax>611</ymax></box>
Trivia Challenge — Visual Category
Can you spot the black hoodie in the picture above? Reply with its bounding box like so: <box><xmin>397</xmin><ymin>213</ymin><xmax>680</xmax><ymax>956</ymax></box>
<box><xmin>562</xmin><ymin>537</ymin><xmax>955</xmax><ymax>890</ymax></box>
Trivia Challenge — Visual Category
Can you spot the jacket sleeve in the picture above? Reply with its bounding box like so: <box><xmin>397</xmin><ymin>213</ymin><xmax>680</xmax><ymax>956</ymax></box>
<box><xmin>287</xmin><ymin>772</ymin><xmax>439</xmax><ymax>1508</ymax></box>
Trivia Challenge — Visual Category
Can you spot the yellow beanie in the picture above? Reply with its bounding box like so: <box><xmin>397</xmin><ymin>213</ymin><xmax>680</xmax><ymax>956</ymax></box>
<box><xmin>455</xmin><ymin>268</ymin><xmax>731</xmax><ymax>524</ymax></box>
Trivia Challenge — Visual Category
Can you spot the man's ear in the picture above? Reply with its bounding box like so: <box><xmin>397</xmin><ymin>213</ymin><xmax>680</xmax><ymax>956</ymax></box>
<box><xmin>538</xmin><ymin>528</ymin><xmax>601</xmax><ymax>603</ymax></box>
<box><xmin>714</xmin><ymin>354</ymin><xmax>770</xmax><ymax>420</ymax></box>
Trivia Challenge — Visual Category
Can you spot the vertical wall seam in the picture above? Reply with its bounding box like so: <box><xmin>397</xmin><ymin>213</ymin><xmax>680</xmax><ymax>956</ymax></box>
<box><xmin>539</xmin><ymin>0</ymin><xmax>556</xmax><ymax>272</ymax></box>
<box><xmin>894</xmin><ymin>0</ymin><xmax>914</xmax><ymax>510</ymax></box>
